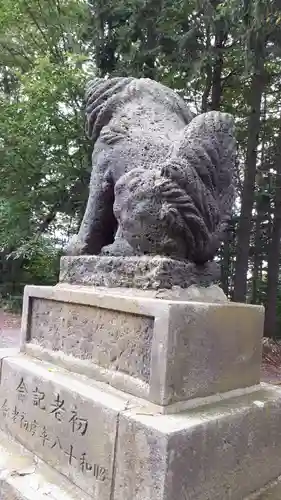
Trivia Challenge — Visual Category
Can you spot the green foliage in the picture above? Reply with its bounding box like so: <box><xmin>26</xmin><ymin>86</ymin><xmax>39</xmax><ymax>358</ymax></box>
<box><xmin>0</xmin><ymin>0</ymin><xmax>94</xmax><ymax>307</ymax></box>
<box><xmin>0</xmin><ymin>0</ymin><xmax>281</xmax><ymax>337</ymax></box>
<box><xmin>0</xmin><ymin>237</ymin><xmax>61</xmax><ymax>311</ymax></box>
<box><xmin>0</xmin><ymin>54</ymin><xmax>91</xmax><ymax>235</ymax></box>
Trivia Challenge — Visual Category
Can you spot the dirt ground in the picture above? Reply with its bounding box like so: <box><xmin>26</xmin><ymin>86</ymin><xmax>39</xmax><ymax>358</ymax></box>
<box><xmin>0</xmin><ymin>309</ymin><xmax>280</xmax><ymax>384</ymax></box>
<box><xmin>0</xmin><ymin>310</ymin><xmax>21</xmax><ymax>348</ymax></box>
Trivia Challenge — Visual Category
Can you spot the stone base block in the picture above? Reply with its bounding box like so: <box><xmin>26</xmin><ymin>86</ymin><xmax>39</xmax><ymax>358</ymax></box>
<box><xmin>0</xmin><ymin>353</ymin><xmax>134</xmax><ymax>500</ymax></box>
<box><xmin>21</xmin><ymin>284</ymin><xmax>264</xmax><ymax>408</ymax></box>
<box><xmin>1</xmin><ymin>352</ymin><xmax>281</xmax><ymax>500</ymax></box>
<box><xmin>59</xmin><ymin>255</ymin><xmax>220</xmax><ymax>289</ymax></box>
<box><xmin>0</xmin><ymin>429</ymin><xmax>91</xmax><ymax>500</ymax></box>
<box><xmin>114</xmin><ymin>384</ymin><xmax>281</xmax><ymax>500</ymax></box>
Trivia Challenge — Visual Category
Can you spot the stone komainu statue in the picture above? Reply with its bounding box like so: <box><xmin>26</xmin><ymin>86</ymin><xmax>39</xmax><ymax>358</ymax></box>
<box><xmin>67</xmin><ymin>77</ymin><xmax>236</xmax><ymax>264</ymax></box>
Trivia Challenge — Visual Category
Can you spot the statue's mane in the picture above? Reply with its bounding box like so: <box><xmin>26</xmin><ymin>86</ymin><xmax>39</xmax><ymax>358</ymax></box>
<box><xmin>156</xmin><ymin>159</ymin><xmax>226</xmax><ymax>263</ymax></box>
<box><xmin>85</xmin><ymin>77</ymin><xmax>193</xmax><ymax>143</ymax></box>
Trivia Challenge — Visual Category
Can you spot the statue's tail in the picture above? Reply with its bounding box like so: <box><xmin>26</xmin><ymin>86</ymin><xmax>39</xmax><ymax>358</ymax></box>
<box><xmin>84</xmin><ymin>77</ymin><xmax>134</xmax><ymax>142</ymax></box>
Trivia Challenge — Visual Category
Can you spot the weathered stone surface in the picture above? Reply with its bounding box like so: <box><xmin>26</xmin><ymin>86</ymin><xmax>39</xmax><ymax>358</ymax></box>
<box><xmin>0</xmin><ymin>430</ymin><xmax>91</xmax><ymax>500</ymax></box>
<box><xmin>159</xmin><ymin>298</ymin><xmax>264</xmax><ymax>404</ymax></box>
<box><xmin>22</xmin><ymin>285</ymin><xmax>264</xmax><ymax>407</ymax></box>
<box><xmin>29</xmin><ymin>297</ymin><xmax>153</xmax><ymax>384</ymax></box>
<box><xmin>66</xmin><ymin>77</ymin><xmax>236</xmax><ymax>275</ymax></box>
<box><xmin>153</xmin><ymin>283</ymin><xmax>228</xmax><ymax>302</ymax></box>
<box><xmin>1</xmin><ymin>361</ymin><xmax>281</xmax><ymax>500</ymax></box>
<box><xmin>0</xmin><ymin>347</ymin><xmax>20</xmax><ymax>366</ymax></box>
<box><xmin>246</xmin><ymin>475</ymin><xmax>281</xmax><ymax>499</ymax></box>
<box><xmin>58</xmin><ymin>283</ymin><xmax>228</xmax><ymax>302</ymax></box>
<box><xmin>114</xmin><ymin>385</ymin><xmax>281</xmax><ymax>500</ymax></box>
<box><xmin>59</xmin><ymin>255</ymin><xmax>221</xmax><ymax>289</ymax></box>
<box><xmin>0</xmin><ymin>354</ymin><xmax>130</xmax><ymax>499</ymax></box>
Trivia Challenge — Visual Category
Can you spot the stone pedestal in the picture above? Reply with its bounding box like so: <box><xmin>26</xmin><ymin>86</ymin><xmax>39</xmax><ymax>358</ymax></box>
<box><xmin>59</xmin><ymin>255</ymin><xmax>221</xmax><ymax>289</ymax></box>
<box><xmin>0</xmin><ymin>257</ymin><xmax>280</xmax><ymax>499</ymax></box>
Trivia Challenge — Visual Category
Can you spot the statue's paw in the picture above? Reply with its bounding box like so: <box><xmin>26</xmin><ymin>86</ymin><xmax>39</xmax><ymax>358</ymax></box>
<box><xmin>64</xmin><ymin>236</ymin><xmax>87</xmax><ymax>256</ymax></box>
<box><xmin>101</xmin><ymin>238</ymin><xmax>136</xmax><ymax>257</ymax></box>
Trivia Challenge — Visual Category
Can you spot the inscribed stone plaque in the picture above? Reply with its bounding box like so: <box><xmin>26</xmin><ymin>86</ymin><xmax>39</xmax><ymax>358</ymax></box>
<box><xmin>0</xmin><ymin>356</ymin><xmax>122</xmax><ymax>499</ymax></box>
<box><xmin>22</xmin><ymin>285</ymin><xmax>264</xmax><ymax>408</ymax></box>
<box><xmin>29</xmin><ymin>298</ymin><xmax>153</xmax><ymax>383</ymax></box>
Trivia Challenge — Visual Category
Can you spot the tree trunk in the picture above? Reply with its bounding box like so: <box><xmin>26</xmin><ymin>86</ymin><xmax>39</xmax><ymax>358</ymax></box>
<box><xmin>252</xmin><ymin>101</ymin><xmax>267</xmax><ymax>304</ymax></box>
<box><xmin>264</xmin><ymin>131</ymin><xmax>281</xmax><ymax>337</ymax></box>
<box><xmin>221</xmin><ymin>241</ymin><xmax>230</xmax><ymax>296</ymax></box>
<box><xmin>208</xmin><ymin>7</ymin><xmax>232</xmax><ymax>292</ymax></box>
<box><xmin>251</xmin><ymin>198</ymin><xmax>263</xmax><ymax>304</ymax></box>
<box><xmin>232</xmin><ymin>36</ymin><xmax>266</xmax><ymax>302</ymax></box>
<box><xmin>201</xmin><ymin>2</ymin><xmax>227</xmax><ymax>113</ymax></box>
<box><xmin>201</xmin><ymin>27</ymin><xmax>212</xmax><ymax>112</ymax></box>
<box><xmin>210</xmin><ymin>20</ymin><xmax>227</xmax><ymax>110</ymax></box>
<box><xmin>141</xmin><ymin>0</ymin><xmax>163</xmax><ymax>80</ymax></box>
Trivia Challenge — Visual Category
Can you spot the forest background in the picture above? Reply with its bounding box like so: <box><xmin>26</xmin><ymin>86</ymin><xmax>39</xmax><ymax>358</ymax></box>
<box><xmin>0</xmin><ymin>0</ymin><xmax>280</xmax><ymax>336</ymax></box>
